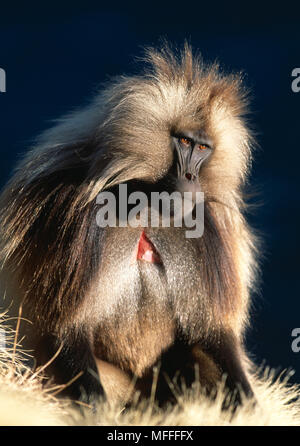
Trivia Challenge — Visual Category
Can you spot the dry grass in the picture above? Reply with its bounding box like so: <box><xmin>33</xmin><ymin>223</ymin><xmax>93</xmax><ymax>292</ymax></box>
<box><xmin>0</xmin><ymin>316</ymin><xmax>299</xmax><ymax>426</ymax></box>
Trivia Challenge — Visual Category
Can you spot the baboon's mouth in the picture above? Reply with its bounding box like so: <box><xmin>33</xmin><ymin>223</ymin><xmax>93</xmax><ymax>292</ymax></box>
<box><xmin>137</xmin><ymin>230</ymin><xmax>162</xmax><ymax>264</ymax></box>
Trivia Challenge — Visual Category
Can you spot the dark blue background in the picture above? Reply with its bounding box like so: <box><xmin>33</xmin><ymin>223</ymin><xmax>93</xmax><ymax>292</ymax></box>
<box><xmin>0</xmin><ymin>3</ymin><xmax>299</xmax><ymax>382</ymax></box>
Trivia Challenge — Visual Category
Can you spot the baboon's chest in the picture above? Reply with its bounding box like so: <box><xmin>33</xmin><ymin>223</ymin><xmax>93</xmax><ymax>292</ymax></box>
<box><xmin>89</xmin><ymin>227</ymin><xmax>209</xmax><ymax>375</ymax></box>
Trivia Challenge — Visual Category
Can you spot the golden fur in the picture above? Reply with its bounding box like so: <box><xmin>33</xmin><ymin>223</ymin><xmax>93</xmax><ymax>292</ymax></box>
<box><xmin>0</xmin><ymin>44</ymin><xmax>259</xmax><ymax>406</ymax></box>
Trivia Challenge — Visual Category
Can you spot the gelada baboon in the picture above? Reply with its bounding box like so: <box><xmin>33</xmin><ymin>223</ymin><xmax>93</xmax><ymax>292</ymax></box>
<box><xmin>0</xmin><ymin>44</ymin><xmax>258</xmax><ymax>409</ymax></box>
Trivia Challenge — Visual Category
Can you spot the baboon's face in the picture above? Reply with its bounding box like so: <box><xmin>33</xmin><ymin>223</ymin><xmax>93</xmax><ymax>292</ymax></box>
<box><xmin>172</xmin><ymin>131</ymin><xmax>213</xmax><ymax>183</ymax></box>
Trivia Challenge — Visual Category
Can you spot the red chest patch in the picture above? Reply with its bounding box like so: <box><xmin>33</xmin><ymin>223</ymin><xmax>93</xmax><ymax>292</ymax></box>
<box><xmin>137</xmin><ymin>230</ymin><xmax>162</xmax><ymax>264</ymax></box>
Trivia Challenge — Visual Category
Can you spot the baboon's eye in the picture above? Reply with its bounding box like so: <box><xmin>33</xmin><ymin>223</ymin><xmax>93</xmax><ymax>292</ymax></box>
<box><xmin>198</xmin><ymin>144</ymin><xmax>210</xmax><ymax>150</ymax></box>
<box><xmin>179</xmin><ymin>137</ymin><xmax>191</xmax><ymax>147</ymax></box>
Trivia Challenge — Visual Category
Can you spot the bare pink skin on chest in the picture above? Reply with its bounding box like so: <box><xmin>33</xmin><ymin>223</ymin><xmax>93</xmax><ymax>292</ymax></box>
<box><xmin>136</xmin><ymin>230</ymin><xmax>161</xmax><ymax>264</ymax></box>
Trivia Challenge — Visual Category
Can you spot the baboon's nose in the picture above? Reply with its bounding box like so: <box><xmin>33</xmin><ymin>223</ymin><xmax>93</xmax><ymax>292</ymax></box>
<box><xmin>185</xmin><ymin>172</ymin><xmax>196</xmax><ymax>181</ymax></box>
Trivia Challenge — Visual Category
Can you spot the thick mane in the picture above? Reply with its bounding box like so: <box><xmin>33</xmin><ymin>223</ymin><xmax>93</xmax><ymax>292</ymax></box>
<box><xmin>0</xmin><ymin>45</ymin><xmax>257</xmax><ymax>334</ymax></box>
<box><xmin>9</xmin><ymin>44</ymin><xmax>252</xmax><ymax>199</ymax></box>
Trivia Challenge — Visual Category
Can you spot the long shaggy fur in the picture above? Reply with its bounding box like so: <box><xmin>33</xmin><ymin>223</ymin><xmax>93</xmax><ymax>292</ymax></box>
<box><xmin>0</xmin><ymin>44</ymin><xmax>262</xmax><ymax>408</ymax></box>
<box><xmin>0</xmin><ymin>45</ymin><xmax>257</xmax><ymax>333</ymax></box>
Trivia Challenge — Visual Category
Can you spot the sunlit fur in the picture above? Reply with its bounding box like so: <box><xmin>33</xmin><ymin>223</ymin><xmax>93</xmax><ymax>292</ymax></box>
<box><xmin>0</xmin><ymin>44</ymin><xmax>259</xmax><ymax>403</ymax></box>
